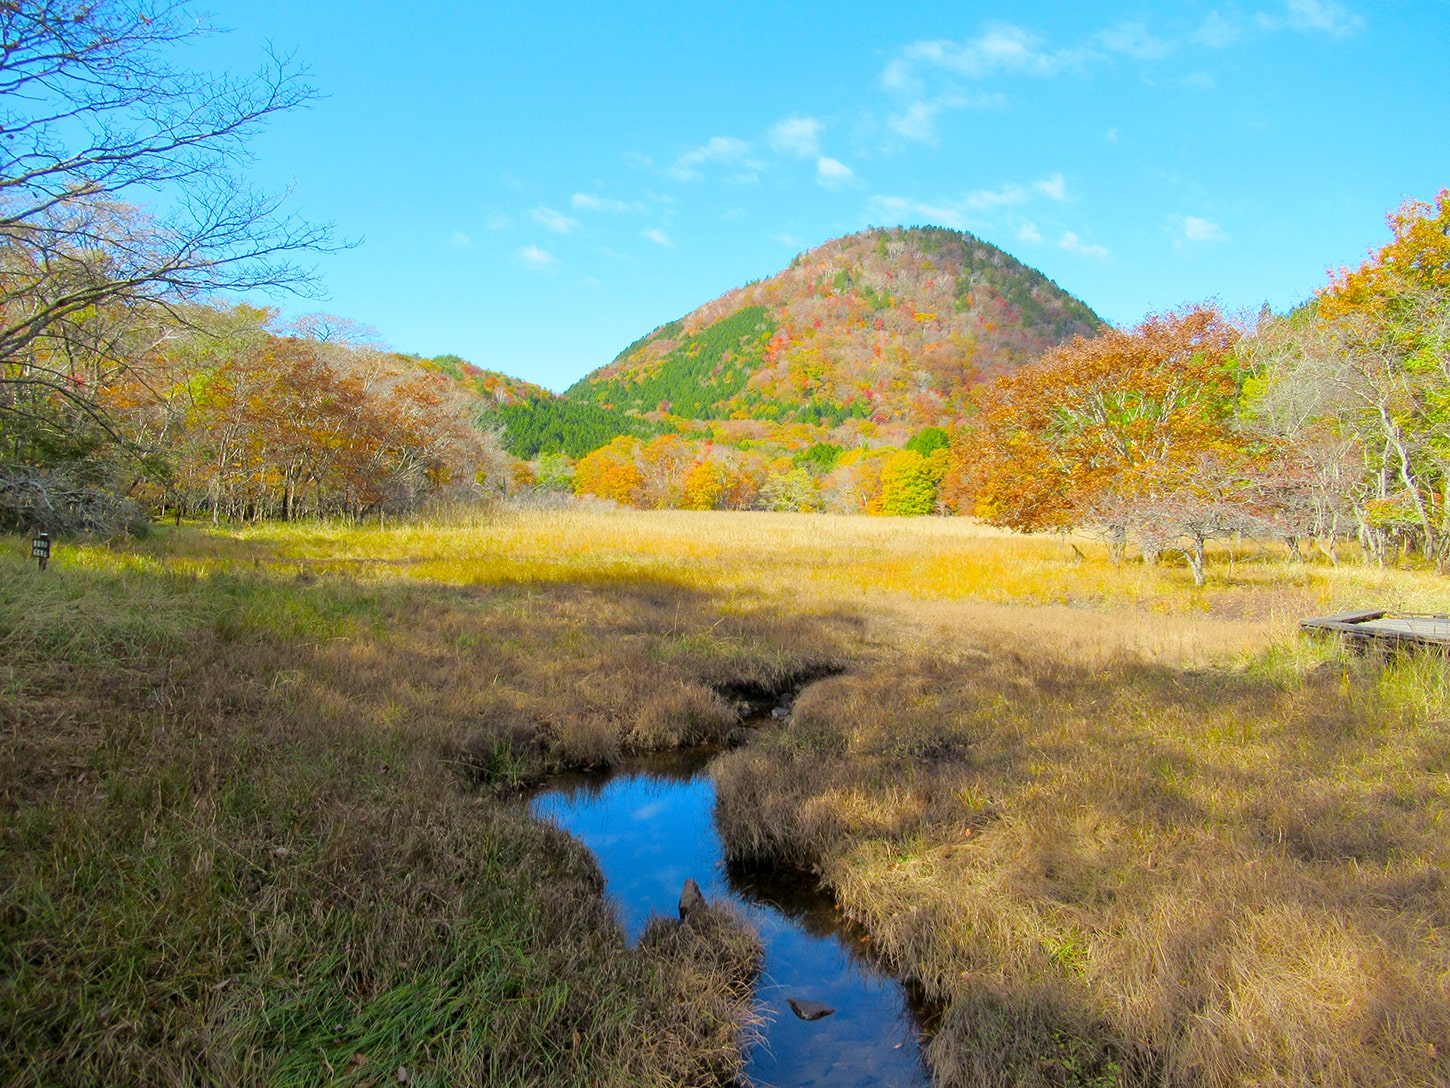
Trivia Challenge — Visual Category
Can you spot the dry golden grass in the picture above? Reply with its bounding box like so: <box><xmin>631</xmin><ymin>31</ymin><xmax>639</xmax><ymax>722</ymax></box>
<box><xmin>9</xmin><ymin>506</ymin><xmax>1450</xmax><ymax>1086</ymax></box>
<box><xmin>0</xmin><ymin>530</ymin><xmax>842</xmax><ymax>1086</ymax></box>
<box><xmin>715</xmin><ymin>625</ymin><xmax>1450</xmax><ymax>1088</ymax></box>
<box><xmin>168</xmin><ymin>508</ymin><xmax>1449</xmax><ymax>636</ymax></box>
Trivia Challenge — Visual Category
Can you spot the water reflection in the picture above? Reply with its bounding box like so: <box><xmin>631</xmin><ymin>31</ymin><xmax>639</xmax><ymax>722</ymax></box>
<box><xmin>530</xmin><ymin>753</ymin><xmax>931</xmax><ymax>1088</ymax></box>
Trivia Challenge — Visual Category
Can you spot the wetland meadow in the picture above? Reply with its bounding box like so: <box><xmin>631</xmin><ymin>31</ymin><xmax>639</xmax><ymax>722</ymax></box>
<box><xmin>4</xmin><ymin>508</ymin><xmax>1449</xmax><ymax>1087</ymax></box>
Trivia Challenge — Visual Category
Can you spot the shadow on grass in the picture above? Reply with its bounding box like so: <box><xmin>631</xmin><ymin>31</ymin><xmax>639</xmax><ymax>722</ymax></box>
<box><xmin>0</xmin><ymin>551</ymin><xmax>855</xmax><ymax>1087</ymax></box>
<box><xmin>712</xmin><ymin>644</ymin><xmax>1450</xmax><ymax>1088</ymax></box>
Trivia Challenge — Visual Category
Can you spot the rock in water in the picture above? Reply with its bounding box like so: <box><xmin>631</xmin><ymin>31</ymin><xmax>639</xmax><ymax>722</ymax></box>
<box><xmin>787</xmin><ymin>997</ymin><xmax>836</xmax><ymax>1021</ymax></box>
<box><xmin>679</xmin><ymin>878</ymin><xmax>706</xmax><ymax>921</ymax></box>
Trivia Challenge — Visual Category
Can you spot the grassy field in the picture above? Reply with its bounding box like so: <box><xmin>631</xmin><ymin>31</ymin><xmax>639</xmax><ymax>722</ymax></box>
<box><xmin>3</xmin><ymin>507</ymin><xmax>1448</xmax><ymax>1086</ymax></box>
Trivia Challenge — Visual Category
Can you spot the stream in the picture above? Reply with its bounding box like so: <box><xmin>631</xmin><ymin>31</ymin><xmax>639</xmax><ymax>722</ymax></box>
<box><xmin>530</xmin><ymin>748</ymin><xmax>933</xmax><ymax>1088</ymax></box>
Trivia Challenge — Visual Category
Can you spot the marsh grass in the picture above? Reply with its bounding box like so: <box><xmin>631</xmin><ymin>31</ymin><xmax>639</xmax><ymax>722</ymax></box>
<box><xmin>713</xmin><ymin>626</ymin><xmax>1450</xmax><ymax>1088</ymax></box>
<box><xmin>5</xmin><ymin>510</ymin><xmax>1449</xmax><ymax>1086</ymax></box>
<box><xmin>0</xmin><ymin>531</ymin><xmax>843</xmax><ymax>1086</ymax></box>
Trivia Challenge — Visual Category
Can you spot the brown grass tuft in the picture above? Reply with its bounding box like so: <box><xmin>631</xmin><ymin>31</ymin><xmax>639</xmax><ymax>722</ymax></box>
<box><xmin>715</xmin><ymin>635</ymin><xmax>1450</xmax><ymax>1088</ymax></box>
<box><xmin>627</xmin><ymin>680</ymin><xmax>739</xmax><ymax>751</ymax></box>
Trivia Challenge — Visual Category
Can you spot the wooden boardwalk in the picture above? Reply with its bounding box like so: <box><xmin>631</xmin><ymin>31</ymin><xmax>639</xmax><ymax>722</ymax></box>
<box><xmin>1300</xmin><ymin>610</ymin><xmax>1450</xmax><ymax>649</ymax></box>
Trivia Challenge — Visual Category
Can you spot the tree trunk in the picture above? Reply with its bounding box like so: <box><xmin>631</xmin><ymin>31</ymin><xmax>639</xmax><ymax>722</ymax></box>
<box><xmin>1186</xmin><ymin>535</ymin><xmax>1206</xmax><ymax>586</ymax></box>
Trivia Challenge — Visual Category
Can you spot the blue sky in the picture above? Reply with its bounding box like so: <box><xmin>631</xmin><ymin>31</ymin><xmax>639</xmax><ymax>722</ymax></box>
<box><xmin>200</xmin><ymin>1</ymin><xmax>1450</xmax><ymax>392</ymax></box>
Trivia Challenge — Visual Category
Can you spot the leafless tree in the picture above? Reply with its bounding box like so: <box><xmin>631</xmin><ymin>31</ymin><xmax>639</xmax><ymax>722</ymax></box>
<box><xmin>0</xmin><ymin>0</ymin><xmax>336</xmax><ymax>467</ymax></box>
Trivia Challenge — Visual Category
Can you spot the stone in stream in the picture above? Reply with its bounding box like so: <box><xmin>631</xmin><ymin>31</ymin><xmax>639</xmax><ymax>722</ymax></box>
<box><xmin>678</xmin><ymin>878</ymin><xmax>706</xmax><ymax>922</ymax></box>
<box><xmin>787</xmin><ymin>997</ymin><xmax>837</xmax><ymax>1021</ymax></box>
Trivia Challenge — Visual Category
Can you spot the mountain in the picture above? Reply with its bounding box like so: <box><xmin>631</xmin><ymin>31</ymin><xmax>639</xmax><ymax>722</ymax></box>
<box><xmin>565</xmin><ymin>226</ymin><xmax>1103</xmax><ymax>432</ymax></box>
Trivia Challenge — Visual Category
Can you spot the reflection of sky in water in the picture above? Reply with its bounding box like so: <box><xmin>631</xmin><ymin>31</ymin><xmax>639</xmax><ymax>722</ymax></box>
<box><xmin>531</xmin><ymin>766</ymin><xmax>930</xmax><ymax>1088</ymax></box>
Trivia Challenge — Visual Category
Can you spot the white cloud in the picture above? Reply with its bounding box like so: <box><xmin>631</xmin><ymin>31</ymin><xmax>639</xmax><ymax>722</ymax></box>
<box><xmin>518</xmin><ymin>244</ymin><xmax>555</xmax><ymax>270</ymax></box>
<box><xmin>669</xmin><ymin>136</ymin><xmax>760</xmax><ymax>181</ymax></box>
<box><xmin>885</xmin><ymin>92</ymin><xmax>1004</xmax><ymax>144</ymax></box>
<box><xmin>871</xmin><ymin>195</ymin><xmax>967</xmax><ymax>230</ymax></box>
<box><xmin>964</xmin><ymin>183</ymin><xmax>1029</xmax><ymax>210</ymax></box>
<box><xmin>888</xmin><ymin>100</ymin><xmax>947</xmax><ymax>143</ymax></box>
<box><xmin>1203</xmin><ymin>2</ymin><xmax>1359</xmax><ymax>43</ymax></box>
<box><xmin>1179</xmin><ymin>215</ymin><xmax>1229</xmax><ymax>243</ymax></box>
<box><xmin>1194</xmin><ymin>11</ymin><xmax>1244</xmax><ymax>47</ymax></box>
<box><xmin>769</xmin><ymin>116</ymin><xmax>822</xmax><ymax>157</ymax></box>
<box><xmin>1017</xmin><ymin>221</ymin><xmax>1044</xmax><ymax>243</ymax></box>
<box><xmin>1282</xmin><ymin>0</ymin><xmax>1363</xmax><ymax>35</ymax></box>
<box><xmin>1059</xmin><ymin>231</ymin><xmax>1109</xmax><ymax>259</ymax></box>
<box><xmin>485</xmin><ymin>212</ymin><xmax>512</xmax><ymax>231</ymax></box>
<box><xmin>873</xmin><ymin>175</ymin><xmax>1069</xmax><ymax>230</ymax></box>
<box><xmin>449</xmin><ymin>231</ymin><xmax>473</xmax><ymax>248</ymax></box>
<box><xmin>642</xmin><ymin>227</ymin><xmax>674</xmax><ymax>247</ymax></box>
<box><xmin>816</xmin><ymin>156</ymin><xmax>855</xmax><ymax>186</ymax></box>
<box><xmin>884</xmin><ymin>24</ymin><xmax>1078</xmax><ymax>90</ymax></box>
<box><xmin>572</xmin><ymin>192</ymin><xmax>645</xmax><ymax>213</ymax></box>
<box><xmin>1257</xmin><ymin>0</ymin><xmax>1362</xmax><ymax>35</ymax></box>
<box><xmin>1098</xmin><ymin>21</ymin><xmax>1173</xmax><ymax>59</ymax></box>
<box><xmin>1034</xmin><ymin>173</ymin><xmax>1067</xmax><ymax>201</ymax></box>
<box><xmin>530</xmin><ymin>206</ymin><xmax>581</xmax><ymax>234</ymax></box>
<box><xmin>1182</xmin><ymin>71</ymin><xmax>1216</xmax><ymax>90</ymax></box>
<box><xmin>1106</xmin><ymin>128</ymin><xmax>1120</xmax><ymax>143</ymax></box>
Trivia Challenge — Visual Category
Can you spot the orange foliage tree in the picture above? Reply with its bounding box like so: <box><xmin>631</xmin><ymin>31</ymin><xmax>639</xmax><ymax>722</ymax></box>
<box><xmin>160</xmin><ymin>332</ymin><xmax>502</xmax><ymax>523</ymax></box>
<box><xmin>1306</xmin><ymin>189</ymin><xmax>1450</xmax><ymax>563</ymax></box>
<box><xmin>573</xmin><ymin>436</ymin><xmax>644</xmax><ymax>506</ymax></box>
<box><xmin>1319</xmin><ymin>190</ymin><xmax>1450</xmax><ymax>320</ymax></box>
<box><xmin>681</xmin><ymin>459</ymin><xmax>725</xmax><ymax>510</ymax></box>
<box><xmin>953</xmin><ymin>305</ymin><xmax>1253</xmax><ymax>572</ymax></box>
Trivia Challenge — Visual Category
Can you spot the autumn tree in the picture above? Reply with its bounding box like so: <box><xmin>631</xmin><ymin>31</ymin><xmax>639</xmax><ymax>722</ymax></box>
<box><xmin>1237</xmin><ymin>310</ymin><xmax>1363</xmax><ymax>562</ymax></box>
<box><xmin>574</xmin><ymin>436</ymin><xmax>645</xmax><ymax>506</ymax></box>
<box><xmin>1319</xmin><ymin>190</ymin><xmax>1450</xmax><ymax>319</ymax></box>
<box><xmin>715</xmin><ymin>448</ymin><xmax>767</xmax><ymax>510</ymax></box>
<box><xmin>1311</xmin><ymin>190</ymin><xmax>1450</xmax><ymax>564</ymax></box>
<box><xmin>819</xmin><ymin>447</ymin><xmax>892</xmax><ymax>514</ymax></box>
<box><xmin>126</xmin><ymin>309</ymin><xmax>506</xmax><ymax>524</ymax></box>
<box><xmin>1233</xmin><ymin>192</ymin><xmax>1450</xmax><ymax>567</ymax></box>
<box><xmin>681</xmin><ymin>460</ymin><xmax>725</xmax><ymax>510</ymax></box>
<box><xmin>759</xmin><ymin>466</ymin><xmax>820</xmax><ymax>512</ymax></box>
<box><xmin>958</xmin><ymin>305</ymin><xmax>1250</xmax><ymax>569</ymax></box>
<box><xmin>636</xmin><ymin>434</ymin><xmax>694</xmax><ymax>508</ymax></box>
<box><xmin>878</xmin><ymin>447</ymin><xmax>948</xmax><ymax>516</ymax></box>
<box><xmin>0</xmin><ymin>0</ymin><xmax>332</xmax><ymax>522</ymax></box>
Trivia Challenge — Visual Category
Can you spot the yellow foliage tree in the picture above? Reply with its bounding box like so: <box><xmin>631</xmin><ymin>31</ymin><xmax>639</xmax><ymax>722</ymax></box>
<box><xmin>681</xmin><ymin>460</ymin><xmax>724</xmax><ymax>510</ymax></box>
<box><xmin>573</xmin><ymin>436</ymin><xmax>644</xmax><ymax>506</ymax></box>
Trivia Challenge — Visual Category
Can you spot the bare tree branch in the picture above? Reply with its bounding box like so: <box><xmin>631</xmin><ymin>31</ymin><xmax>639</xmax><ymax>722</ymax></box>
<box><xmin>0</xmin><ymin>0</ymin><xmax>341</xmax><ymax>473</ymax></box>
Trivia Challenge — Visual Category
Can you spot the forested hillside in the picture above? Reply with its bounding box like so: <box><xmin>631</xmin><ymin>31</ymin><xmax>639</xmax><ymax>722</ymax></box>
<box><xmin>494</xmin><ymin>398</ymin><xmax>663</xmax><ymax>459</ymax></box>
<box><xmin>567</xmin><ymin>226</ymin><xmax>1101</xmax><ymax>428</ymax></box>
